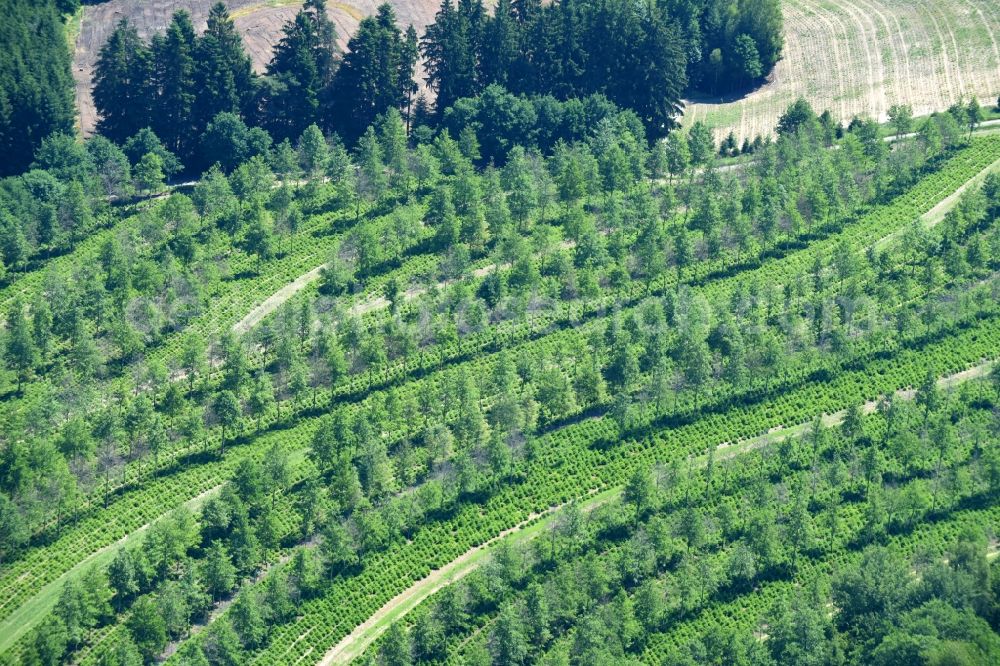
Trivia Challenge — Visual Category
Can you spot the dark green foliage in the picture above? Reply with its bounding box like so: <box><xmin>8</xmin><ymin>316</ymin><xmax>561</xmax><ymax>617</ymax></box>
<box><xmin>422</xmin><ymin>0</ymin><xmax>782</xmax><ymax>136</ymax></box>
<box><xmin>0</xmin><ymin>0</ymin><xmax>75</xmax><ymax>177</ymax></box>
<box><xmin>93</xmin><ymin>20</ymin><xmax>155</xmax><ymax>146</ymax></box>
<box><xmin>200</xmin><ymin>112</ymin><xmax>272</xmax><ymax>173</ymax></box>
<box><xmin>126</xmin><ymin>596</ymin><xmax>168</xmax><ymax>661</ymax></box>
<box><xmin>83</xmin><ymin>0</ymin><xmax>782</xmax><ymax>174</ymax></box>
<box><xmin>94</xmin><ymin>5</ymin><xmax>258</xmax><ymax>166</ymax></box>
<box><xmin>264</xmin><ymin>0</ymin><xmax>339</xmax><ymax>140</ymax></box>
<box><xmin>421</xmin><ymin>0</ymin><xmax>481</xmax><ymax>114</ymax></box>
<box><xmin>327</xmin><ymin>5</ymin><xmax>417</xmax><ymax>143</ymax></box>
<box><xmin>374</xmin><ymin>385</ymin><xmax>1000</xmax><ymax>666</ymax></box>
<box><xmin>120</xmin><ymin>128</ymin><xmax>181</xmax><ymax>177</ymax></box>
<box><xmin>423</xmin><ymin>0</ymin><xmax>690</xmax><ymax>135</ymax></box>
<box><xmin>693</xmin><ymin>0</ymin><xmax>783</xmax><ymax>92</ymax></box>
<box><xmin>193</xmin><ymin>3</ymin><xmax>256</xmax><ymax>134</ymax></box>
<box><xmin>777</xmin><ymin>97</ymin><xmax>819</xmax><ymax>136</ymax></box>
<box><xmin>442</xmin><ymin>86</ymin><xmax>643</xmax><ymax>164</ymax></box>
<box><xmin>152</xmin><ymin>11</ymin><xmax>198</xmax><ymax>157</ymax></box>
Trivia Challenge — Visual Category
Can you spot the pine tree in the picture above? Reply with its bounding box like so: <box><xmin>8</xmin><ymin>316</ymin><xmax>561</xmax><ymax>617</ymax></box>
<box><xmin>629</xmin><ymin>6</ymin><xmax>687</xmax><ymax>136</ymax></box>
<box><xmin>421</xmin><ymin>0</ymin><xmax>480</xmax><ymax>114</ymax></box>
<box><xmin>5</xmin><ymin>300</ymin><xmax>37</xmax><ymax>392</ymax></box>
<box><xmin>380</xmin><ymin>622</ymin><xmax>413</xmax><ymax>665</ymax></box>
<box><xmin>553</xmin><ymin>0</ymin><xmax>588</xmax><ymax>97</ymax></box>
<box><xmin>107</xmin><ymin>549</ymin><xmax>139</xmax><ymax>612</ymax></box>
<box><xmin>297</xmin><ymin>123</ymin><xmax>329</xmax><ymax>177</ymax></box>
<box><xmin>378</xmin><ymin>109</ymin><xmax>410</xmax><ymax>189</ymax></box>
<box><xmin>214</xmin><ymin>390</ymin><xmax>242</xmax><ymax>451</ymax></box>
<box><xmin>230</xmin><ymin>591</ymin><xmax>267</xmax><ymax>648</ymax></box>
<box><xmin>356</xmin><ymin>126</ymin><xmax>388</xmax><ymax>206</ymax></box>
<box><xmin>0</xmin><ymin>0</ymin><xmax>75</xmax><ymax>176</ymax></box>
<box><xmin>153</xmin><ymin>11</ymin><xmax>198</xmax><ymax>158</ymax></box>
<box><xmin>489</xmin><ymin>603</ymin><xmax>529</xmax><ymax>665</ymax></box>
<box><xmin>133</xmin><ymin>153</ymin><xmax>165</xmax><ymax>195</ymax></box>
<box><xmin>127</xmin><ymin>597</ymin><xmax>168</xmax><ymax>661</ymax></box>
<box><xmin>203</xmin><ymin>618</ymin><xmax>244</xmax><ymax>665</ymax></box>
<box><xmin>193</xmin><ymin>3</ymin><xmax>255</xmax><ymax>137</ymax></box>
<box><xmin>93</xmin><ymin>19</ymin><xmax>154</xmax><ymax>144</ymax></box>
<box><xmin>328</xmin><ymin>5</ymin><xmax>414</xmax><ymax>142</ymax></box>
<box><xmin>400</xmin><ymin>26</ymin><xmax>420</xmax><ymax>128</ymax></box>
<box><xmin>202</xmin><ymin>541</ymin><xmax>237</xmax><ymax>600</ymax></box>
<box><xmin>479</xmin><ymin>0</ymin><xmax>520</xmax><ymax>88</ymax></box>
<box><xmin>512</xmin><ymin>0</ymin><xmax>541</xmax><ymax>24</ymax></box>
<box><xmin>31</xmin><ymin>616</ymin><xmax>69</xmax><ymax>666</ymax></box>
<box><xmin>266</xmin><ymin>0</ymin><xmax>339</xmax><ymax>139</ymax></box>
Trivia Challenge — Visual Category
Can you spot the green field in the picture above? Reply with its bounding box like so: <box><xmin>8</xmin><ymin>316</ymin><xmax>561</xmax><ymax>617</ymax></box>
<box><xmin>4</xmin><ymin>1</ymin><xmax>1000</xmax><ymax>664</ymax></box>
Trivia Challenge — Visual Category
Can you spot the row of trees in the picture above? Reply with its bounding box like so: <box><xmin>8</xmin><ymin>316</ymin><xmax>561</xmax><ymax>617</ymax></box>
<box><xmin>93</xmin><ymin>0</ymin><xmax>418</xmax><ymax>166</ymax></box>
<box><xmin>17</xmin><ymin>251</ymin><xmax>1000</xmax><ymax>663</ymax></box>
<box><xmin>2</xmin><ymin>0</ymin><xmax>787</xmax><ymax>179</ymax></box>
<box><xmin>91</xmin><ymin>0</ymin><xmax>785</xmax><ymax>172</ymax></box>
<box><xmin>422</xmin><ymin>0</ymin><xmax>782</xmax><ymax>135</ymax></box>
<box><xmin>0</xmin><ymin>98</ymin><xmax>983</xmax><ymax>555</ymax></box>
<box><xmin>2</xmin><ymin>105</ymin><xmax>995</xmax><ymax>662</ymax></box>
<box><xmin>0</xmin><ymin>129</ymin><xmax>188</xmax><ymax>280</ymax></box>
<box><xmin>126</xmin><ymin>139</ymin><xmax>1000</xmax><ymax>660</ymax></box>
<box><xmin>421</xmin><ymin>0</ymin><xmax>690</xmax><ymax>135</ymax></box>
<box><xmin>18</xmin><ymin>444</ymin><xmax>298</xmax><ymax>666</ymax></box>
<box><xmin>374</xmin><ymin>380</ymin><xmax>1000</xmax><ymax>665</ymax></box>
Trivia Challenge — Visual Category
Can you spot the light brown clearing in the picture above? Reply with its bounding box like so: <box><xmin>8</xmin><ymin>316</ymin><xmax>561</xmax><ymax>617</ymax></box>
<box><xmin>685</xmin><ymin>0</ymin><xmax>1000</xmax><ymax>142</ymax></box>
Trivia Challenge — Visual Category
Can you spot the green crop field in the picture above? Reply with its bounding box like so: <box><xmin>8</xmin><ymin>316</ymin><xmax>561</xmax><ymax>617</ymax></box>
<box><xmin>4</xmin><ymin>1</ymin><xmax>1000</xmax><ymax>665</ymax></box>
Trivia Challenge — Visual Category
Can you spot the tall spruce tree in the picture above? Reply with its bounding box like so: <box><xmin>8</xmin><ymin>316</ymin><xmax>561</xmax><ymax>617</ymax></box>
<box><xmin>458</xmin><ymin>0</ymin><xmax>487</xmax><ymax>62</ymax></box>
<box><xmin>193</xmin><ymin>3</ymin><xmax>255</xmax><ymax>137</ymax></box>
<box><xmin>512</xmin><ymin>0</ymin><xmax>542</xmax><ymax>24</ymax></box>
<box><xmin>93</xmin><ymin>19</ymin><xmax>154</xmax><ymax>145</ymax></box>
<box><xmin>0</xmin><ymin>0</ymin><xmax>75</xmax><ymax>176</ymax></box>
<box><xmin>627</xmin><ymin>5</ymin><xmax>687</xmax><ymax>135</ymax></box>
<box><xmin>266</xmin><ymin>0</ymin><xmax>339</xmax><ymax>140</ymax></box>
<box><xmin>479</xmin><ymin>0</ymin><xmax>520</xmax><ymax>88</ymax></box>
<box><xmin>551</xmin><ymin>0</ymin><xmax>587</xmax><ymax>97</ymax></box>
<box><xmin>401</xmin><ymin>25</ymin><xmax>420</xmax><ymax>128</ymax></box>
<box><xmin>153</xmin><ymin>12</ymin><xmax>198</xmax><ymax>158</ymax></box>
<box><xmin>421</xmin><ymin>0</ymin><xmax>480</xmax><ymax>114</ymax></box>
<box><xmin>327</xmin><ymin>4</ymin><xmax>417</xmax><ymax>142</ymax></box>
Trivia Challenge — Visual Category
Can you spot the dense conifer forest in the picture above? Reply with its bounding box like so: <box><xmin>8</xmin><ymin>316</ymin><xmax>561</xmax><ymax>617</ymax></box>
<box><xmin>1</xmin><ymin>1</ymin><xmax>999</xmax><ymax>665</ymax></box>
<box><xmin>89</xmin><ymin>0</ymin><xmax>782</xmax><ymax>158</ymax></box>
<box><xmin>0</xmin><ymin>0</ymin><xmax>77</xmax><ymax>177</ymax></box>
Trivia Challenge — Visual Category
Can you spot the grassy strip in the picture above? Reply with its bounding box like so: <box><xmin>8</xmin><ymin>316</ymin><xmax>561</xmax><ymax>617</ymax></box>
<box><xmin>238</xmin><ymin>312</ymin><xmax>1000</xmax><ymax>664</ymax></box>
<box><xmin>3</xmin><ymin>138</ymin><xmax>994</xmax><ymax>633</ymax></box>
